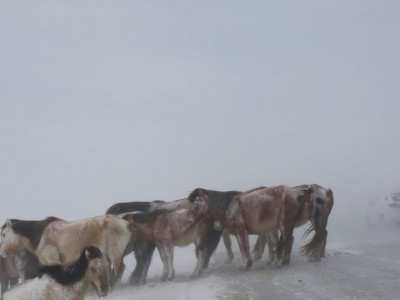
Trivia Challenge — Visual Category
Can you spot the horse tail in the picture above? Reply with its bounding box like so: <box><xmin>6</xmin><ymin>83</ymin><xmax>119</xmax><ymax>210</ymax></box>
<box><xmin>301</xmin><ymin>188</ymin><xmax>334</xmax><ymax>260</ymax></box>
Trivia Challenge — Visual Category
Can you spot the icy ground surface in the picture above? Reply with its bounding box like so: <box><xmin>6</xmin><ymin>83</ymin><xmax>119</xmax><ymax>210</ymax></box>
<box><xmin>87</xmin><ymin>227</ymin><xmax>400</xmax><ymax>300</ymax></box>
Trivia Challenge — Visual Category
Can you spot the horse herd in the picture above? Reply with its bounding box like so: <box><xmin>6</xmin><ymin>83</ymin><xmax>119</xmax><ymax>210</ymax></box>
<box><xmin>0</xmin><ymin>184</ymin><xmax>334</xmax><ymax>299</ymax></box>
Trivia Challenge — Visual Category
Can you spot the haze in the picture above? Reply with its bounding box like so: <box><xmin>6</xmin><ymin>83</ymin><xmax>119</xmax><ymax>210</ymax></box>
<box><xmin>1</xmin><ymin>0</ymin><xmax>399</xmax><ymax>234</ymax></box>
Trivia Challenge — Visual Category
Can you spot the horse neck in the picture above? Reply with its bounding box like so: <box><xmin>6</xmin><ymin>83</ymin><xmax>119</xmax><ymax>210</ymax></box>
<box><xmin>206</xmin><ymin>191</ymin><xmax>237</xmax><ymax>222</ymax></box>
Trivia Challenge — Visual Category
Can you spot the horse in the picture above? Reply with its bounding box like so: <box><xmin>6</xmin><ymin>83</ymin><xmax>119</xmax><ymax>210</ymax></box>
<box><xmin>3</xmin><ymin>246</ymin><xmax>110</xmax><ymax>300</ymax></box>
<box><xmin>0</xmin><ymin>215</ymin><xmax>131</xmax><ymax>288</ymax></box>
<box><xmin>187</xmin><ymin>185</ymin><xmax>306</xmax><ymax>270</ymax></box>
<box><xmin>249</xmin><ymin>184</ymin><xmax>334</xmax><ymax>262</ymax></box>
<box><xmin>124</xmin><ymin>198</ymin><xmax>222</xmax><ymax>281</ymax></box>
<box><xmin>105</xmin><ymin>200</ymin><xmax>165</xmax><ymax>285</ymax></box>
<box><xmin>0</xmin><ymin>248</ymin><xmax>40</xmax><ymax>299</ymax></box>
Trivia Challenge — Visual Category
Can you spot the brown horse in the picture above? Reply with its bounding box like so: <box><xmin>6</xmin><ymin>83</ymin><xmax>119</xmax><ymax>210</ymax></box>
<box><xmin>124</xmin><ymin>198</ymin><xmax>222</xmax><ymax>281</ymax></box>
<box><xmin>0</xmin><ymin>215</ymin><xmax>131</xmax><ymax>288</ymax></box>
<box><xmin>0</xmin><ymin>248</ymin><xmax>39</xmax><ymax>299</ymax></box>
<box><xmin>250</xmin><ymin>184</ymin><xmax>334</xmax><ymax>262</ymax></box>
<box><xmin>3</xmin><ymin>246</ymin><xmax>110</xmax><ymax>300</ymax></box>
<box><xmin>187</xmin><ymin>186</ymin><xmax>304</xmax><ymax>270</ymax></box>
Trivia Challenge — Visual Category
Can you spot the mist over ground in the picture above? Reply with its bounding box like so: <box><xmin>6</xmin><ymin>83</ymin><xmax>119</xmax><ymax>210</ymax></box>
<box><xmin>1</xmin><ymin>1</ymin><xmax>400</xmax><ymax>299</ymax></box>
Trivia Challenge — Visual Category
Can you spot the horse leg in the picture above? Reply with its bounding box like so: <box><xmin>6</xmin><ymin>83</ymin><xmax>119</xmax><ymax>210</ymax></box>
<box><xmin>235</xmin><ymin>229</ymin><xmax>252</xmax><ymax>271</ymax></box>
<box><xmin>281</xmin><ymin>234</ymin><xmax>294</xmax><ymax>266</ymax></box>
<box><xmin>138</xmin><ymin>241</ymin><xmax>156</xmax><ymax>285</ymax></box>
<box><xmin>0</xmin><ymin>274</ymin><xmax>8</xmax><ymax>300</ymax></box>
<box><xmin>266</xmin><ymin>229</ymin><xmax>279</xmax><ymax>266</ymax></box>
<box><xmin>251</xmin><ymin>234</ymin><xmax>267</xmax><ymax>262</ymax></box>
<box><xmin>156</xmin><ymin>243</ymin><xmax>169</xmax><ymax>282</ymax></box>
<box><xmin>130</xmin><ymin>250</ymin><xmax>143</xmax><ymax>285</ymax></box>
<box><xmin>129</xmin><ymin>240</ymin><xmax>156</xmax><ymax>285</ymax></box>
<box><xmin>191</xmin><ymin>243</ymin><xmax>206</xmax><ymax>279</ymax></box>
<box><xmin>164</xmin><ymin>243</ymin><xmax>175</xmax><ymax>281</ymax></box>
<box><xmin>222</xmin><ymin>231</ymin><xmax>234</xmax><ymax>264</ymax></box>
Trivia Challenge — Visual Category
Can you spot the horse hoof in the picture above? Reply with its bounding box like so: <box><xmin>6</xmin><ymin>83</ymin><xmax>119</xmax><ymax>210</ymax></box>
<box><xmin>251</xmin><ymin>253</ymin><xmax>262</xmax><ymax>262</ymax></box>
<box><xmin>225</xmin><ymin>258</ymin><xmax>233</xmax><ymax>264</ymax></box>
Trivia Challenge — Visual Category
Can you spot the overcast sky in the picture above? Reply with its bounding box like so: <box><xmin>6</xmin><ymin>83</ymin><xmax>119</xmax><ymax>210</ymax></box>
<box><xmin>1</xmin><ymin>1</ymin><xmax>399</xmax><ymax>222</ymax></box>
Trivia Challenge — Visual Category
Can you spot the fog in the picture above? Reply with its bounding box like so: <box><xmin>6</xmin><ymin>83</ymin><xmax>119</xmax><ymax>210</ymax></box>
<box><xmin>1</xmin><ymin>0</ymin><xmax>400</xmax><ymax>253</ymax></box>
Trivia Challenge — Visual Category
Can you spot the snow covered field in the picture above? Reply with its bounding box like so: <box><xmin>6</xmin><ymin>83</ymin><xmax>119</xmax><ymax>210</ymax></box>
<box><xmin>1</xmin><ymin>0</ymin><xmax>400</xmax><ymax>299</ymax></box>
<box><xmin>85</xmin><ymin>220</ymin><xmax>400</xmax><ymax>300</ymax></box>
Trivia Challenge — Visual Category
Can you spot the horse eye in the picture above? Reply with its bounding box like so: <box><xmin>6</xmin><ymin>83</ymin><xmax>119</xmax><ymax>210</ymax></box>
<box><xmin>91</xmin><ymin>267</ymin><xmax>97</xmax><ymax>273</ymax></box>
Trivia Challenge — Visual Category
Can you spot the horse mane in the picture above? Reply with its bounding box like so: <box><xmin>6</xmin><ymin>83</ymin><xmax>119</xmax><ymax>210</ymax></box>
<box><xmin>107</xmin><ymin>201</ymin><xmax>152</xmax><ymax>215</ymax></box>
<box><xmin>301</xmin><ymin>187</ymin><xmax>334</xmax><ymax>257</ymax></box>
<box><xmin>245</xmin><ymin>186</ymin><xmax>267</xmax><ymax>193</ymax></box>
<box><xmin>188</xmin><ymin>188</ymin><xmax>241</xmax><ymax>217</ymax></box>
<box><xmin>123</xmin><ymin>209</ymin><xmax>168</xmax><ymax>224</ymax></box>
<box><xmin>7</xmin><ymin>217</ymin><xmax>63</xmax><ymax>250</ymax></box>
<box><xmin>39</xmin><ymin>246</ymin><xmax>102</xmax><ymax>285</ymax></box>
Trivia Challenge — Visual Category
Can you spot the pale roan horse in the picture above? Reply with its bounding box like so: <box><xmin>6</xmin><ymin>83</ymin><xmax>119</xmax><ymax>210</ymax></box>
<box><xmin>188</xmin><ymin>185</ymin><xmax>306</xmax><ymax>270</ymax></box>
<box><xmin>250</xmin><ymin>184</ymin><xmax>334</xmax><ymax>263</ymax></box>
<box><xmin>0</xmin><ymin>215</ymin><xmax>131</xmax><ymax>288</ymax></box>
<box><xmin>3</xmin><ymin>246</ymin><xmax>110</xmax><ymax>300</ymax></box>
<box><xmin>124</xmin><ymin>199</ymin><xmax>222</xmax><ymax>281</ymax></box>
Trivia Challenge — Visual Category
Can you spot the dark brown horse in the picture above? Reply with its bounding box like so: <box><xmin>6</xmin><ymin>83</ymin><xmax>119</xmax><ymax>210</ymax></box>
<box><xmin>188</xmin><ymin>186</ymin><xmax>305</xmax><ymax>270</ymax></box>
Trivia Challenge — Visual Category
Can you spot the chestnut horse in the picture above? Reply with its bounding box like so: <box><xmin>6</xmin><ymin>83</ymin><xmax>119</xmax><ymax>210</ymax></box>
<box><xmin>0</xmin><ymin>248</ymin><xmax>39</xmax><ymax>299</ymax></box>
<box><xmin>3</xmin><ymin>246</ymin><xmax>110</xmax><ymax>300</ymax></box>
<box><xmin>187</xmin><ymin>186</ymin><xmax>306</xmax><ymax>270</ymax></box>
<box><xmin>106</xmin><ymin>200</ymin><xmax>165</xmax><ymax>285</ymax></box>
<box><xmin>0</xmin><ymin>215</ymin><xmax>131</xmax><ymax>288</ymax></box>
<box><xmin>124</xmin><ymin>198</ymin><xmax>222</xmax><ymax>281</ymax></box>
<box><xmin>250</xmin><ymin>184</ymin><xmax>334</xmax><ymax>262</ymax></box>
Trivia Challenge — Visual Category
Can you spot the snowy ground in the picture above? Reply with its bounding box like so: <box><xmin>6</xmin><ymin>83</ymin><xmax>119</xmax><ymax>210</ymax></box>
<box><xmin>87</xmin><ymin>223</ymin><xmax>400</xmax><ymax>300</ymax></box>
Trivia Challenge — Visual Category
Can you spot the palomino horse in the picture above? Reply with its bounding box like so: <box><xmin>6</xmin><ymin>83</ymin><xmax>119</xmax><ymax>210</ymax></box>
<box><xmin>124</xmin><ymin>198</ymin><xmax>222</xmax><ymax>281</ymax></box>
<box><xmin>106</xmin><ymin>200</ymin><xmax>165</xmax><ymax>285</ymax></box>
<box><xmin>3</xmin><ymin>246</ymin><xmax>110</xmax><ymax>300</ymax></box>
<box><xmin>0</xmin><ymin>215</ymin><xmax>131</xmax><ymax>288</ymax></box>
<box><xmin>187</xmin><ymin>186</ymin><xmax>306</xmax><ymax>270</ymax></box>
<box><xmin>0</xmin><ymin>248</ymin><xmax>39</xmax><ymax>299</ymax></box>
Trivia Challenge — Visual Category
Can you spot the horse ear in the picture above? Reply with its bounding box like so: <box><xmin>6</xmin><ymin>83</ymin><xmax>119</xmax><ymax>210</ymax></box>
<box><xmin>5</xmin><ymin>219</ymin><xmax>12</xmax><ymax>227</ymax></box>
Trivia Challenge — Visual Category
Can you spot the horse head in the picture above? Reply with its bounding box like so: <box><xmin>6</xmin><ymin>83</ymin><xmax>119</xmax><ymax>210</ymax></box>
<box><xmin>85</xmin><ymin>246</ymin><xmax>110</xmax><ymax>297</ymax></box>
<box><xmin>187</xmin><ymin>188</ymin><xmax>209</xmax><ymax>225</ymax></box>
<box><xmin>0</xmin><ymin>220</ymin><xmax>26</xmax><ymax>258</ymax></box>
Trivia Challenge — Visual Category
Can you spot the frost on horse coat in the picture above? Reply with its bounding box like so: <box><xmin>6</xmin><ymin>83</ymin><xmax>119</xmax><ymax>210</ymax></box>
<box><xmin>125</xmin><ymin>198</ymin><xmax>222</xmax><ymax>281</ymax></box>
<box><xmin>188</xmin><ymin>186</ymin><xmax>304</xmax><ymax>270</ymax></box>
<box><xmin>3</xmin><ymin>246</ymin><xmax>110</xmax><ymax>300</ymax></box>
<box><xmin>0</xmin><ymin>215</ymin><xmax>131</xmax><ymax>288</ymax></box>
